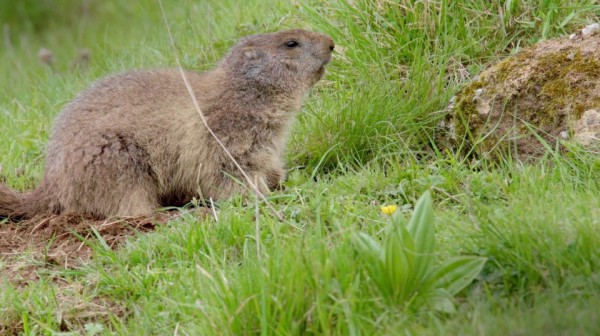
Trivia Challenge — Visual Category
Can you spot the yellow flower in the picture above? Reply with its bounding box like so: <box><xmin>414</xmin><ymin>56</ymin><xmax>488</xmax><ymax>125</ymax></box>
<box><xmin>380</xmin><ymin>205</ymin><xmax>398</xmax><ymax>216</ymax></box>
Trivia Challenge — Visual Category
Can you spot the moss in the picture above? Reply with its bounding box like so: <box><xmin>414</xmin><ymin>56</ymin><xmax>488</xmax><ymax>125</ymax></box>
<box><xmin>452</xmin><ymin>79</ymin><xmax>486</xmax><ymax>143</ymax></box>
<box><xmin>492</xmin><ymin>49</ymin><xmax>534</xmax><ymax>82</ymax></box>
<box><xmin>528</xmin><ymin>49</ymin><xmax>600</xmax><ymax>122</ymax></box>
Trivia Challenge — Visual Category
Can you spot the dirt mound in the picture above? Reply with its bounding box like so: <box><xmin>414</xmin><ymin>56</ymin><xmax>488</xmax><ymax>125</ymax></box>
<box><xmin>0</xmin><ymin>212</ymin><xmax>178</xmax><ymax>285</ymax></box>
<box><xmin>438</xmin><ymin>23</ymin><xmax>600</xmax><ymax>161</ymax></box>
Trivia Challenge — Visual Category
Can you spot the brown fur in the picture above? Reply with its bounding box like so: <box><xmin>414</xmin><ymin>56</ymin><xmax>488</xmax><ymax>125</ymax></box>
<box><xmin>0</xmin><ymin>29</ymin><xmax>334</xmax><ymax>219</ymax></box>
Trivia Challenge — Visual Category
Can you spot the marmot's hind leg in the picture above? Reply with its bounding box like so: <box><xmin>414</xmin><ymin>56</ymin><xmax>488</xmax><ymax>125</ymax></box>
<box><xmin>49</xmin><ymin>131</ymin><xmax>160</xmax><ymax>218</ymax></box>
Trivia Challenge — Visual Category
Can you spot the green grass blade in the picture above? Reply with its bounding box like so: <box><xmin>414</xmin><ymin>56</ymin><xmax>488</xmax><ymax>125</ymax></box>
<box><xmin>384</xmin><ymin>224</ymin><xmax>415</xmax><ymax>302</ymax></box>
<box><xmin>406</xmin><ymin>190</ymin><xmax>435</xmax><ymax>284</ymax></box>
<box><xmin>423</xmin><ymin>288</ymin><xmax>456</xmax><ymax>313</ymax></box>
<box><xmin>353</xmin><ymin>232</ymin><xmax>392</xmax><ymax>298</ymax></box>
<box><xmin>426</xmin><ymin>256</ymin><xmax>487</xmax><ymax>296</ymax></box>
<box><xmin>352</xmin><ymin>232</ymin><xmax>384</xmax><ymax>263</ymax></box>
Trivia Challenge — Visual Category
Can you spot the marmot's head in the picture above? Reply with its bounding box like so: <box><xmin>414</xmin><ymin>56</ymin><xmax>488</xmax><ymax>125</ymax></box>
<box><xmin>221</xmin><ymin>29</ymin><xmax>334</xmax><ymax>93</ymax></box>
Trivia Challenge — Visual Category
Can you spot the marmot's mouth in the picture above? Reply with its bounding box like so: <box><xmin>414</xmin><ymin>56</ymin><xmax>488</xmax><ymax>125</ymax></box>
<box><xmin>316</xmin><ymin>66</ymin><xmax>325</xmax><ymax>79</ymax></box>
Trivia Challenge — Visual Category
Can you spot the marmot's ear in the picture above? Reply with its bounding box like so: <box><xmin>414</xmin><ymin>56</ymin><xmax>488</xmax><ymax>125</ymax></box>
<box><xmin>242</xmin><ymin>47</ymin><xmax>264</xmax><ymax>60</ymax></box>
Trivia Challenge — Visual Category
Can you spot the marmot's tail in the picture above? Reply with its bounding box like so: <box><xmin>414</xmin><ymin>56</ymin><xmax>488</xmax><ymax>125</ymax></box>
<box><xmin>0</xmin><ymin>184</ymin><xmax>51</xmax><ymax>220</ymax></box>
<box><xmin>0</xmin><ymin>184</ymin><xmax>25</xmax><ymax>219</ymax></box>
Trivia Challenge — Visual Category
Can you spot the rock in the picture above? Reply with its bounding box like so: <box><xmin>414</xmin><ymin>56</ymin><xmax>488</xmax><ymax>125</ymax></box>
<box><xmin>573</xmin><ymin>109</ymin><xmax>600</xmax><ymax>147</ymax></box>
<box><xmin>438</xmin><ymin>23</ymin><xmax>600</xmax><ymax>161</ymax></box>
<box><xmin>581</xmin><ymin>23</ymin><xmax>600</xmax><ymax>37</ymax></box>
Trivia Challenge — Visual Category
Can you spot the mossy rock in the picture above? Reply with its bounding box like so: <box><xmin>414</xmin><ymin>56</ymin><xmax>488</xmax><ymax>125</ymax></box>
<box><xmin>438</xmin><ymin>24</ymin><xmax>600</xmax><ymax>161</ymax></box>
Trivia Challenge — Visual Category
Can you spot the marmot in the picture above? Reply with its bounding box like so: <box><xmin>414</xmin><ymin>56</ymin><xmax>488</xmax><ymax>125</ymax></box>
<box><xmin>0</xmin><ymin>29</ymin><xmax>334</xmax><ymax>219</ymax></box>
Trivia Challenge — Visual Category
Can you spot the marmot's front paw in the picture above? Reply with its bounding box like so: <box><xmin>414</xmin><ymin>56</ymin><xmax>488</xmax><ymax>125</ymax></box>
<box><xmin>266</xmin><ymin>168</ymin><xmax>286</xmax><ymax>191</ymax></box>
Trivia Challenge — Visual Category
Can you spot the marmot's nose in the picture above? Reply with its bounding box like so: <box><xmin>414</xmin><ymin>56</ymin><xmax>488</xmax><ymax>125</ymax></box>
<box><xmin>327</xmin><ymin>39</ymin><xmax>335</xmax><ymax>52</ymax></box>
<box><xmin>319</xmin><ymin>34</ymin><xmax>334</xmax><ymax>53</ymax></box>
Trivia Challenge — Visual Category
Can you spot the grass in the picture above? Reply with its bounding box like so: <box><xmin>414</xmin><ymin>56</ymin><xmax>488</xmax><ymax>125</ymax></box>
<box><xmin>1</xmin><ymin>0</ymin><xmax>599</xmax><ymax>334</ymax></box>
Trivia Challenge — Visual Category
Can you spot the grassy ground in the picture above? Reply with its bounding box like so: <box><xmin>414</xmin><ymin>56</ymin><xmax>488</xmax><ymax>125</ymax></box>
<box><xmin>1</xmin><ymin>0</ymin><xmax>599</xmax><ymax>334</ymax></box>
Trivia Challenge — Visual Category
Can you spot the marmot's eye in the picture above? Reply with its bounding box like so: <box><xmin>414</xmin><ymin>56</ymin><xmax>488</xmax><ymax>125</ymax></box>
<box><xmin>285</xmin><ymin>40</ymin><xmax>299</xmax><ymax>48</ymax></box>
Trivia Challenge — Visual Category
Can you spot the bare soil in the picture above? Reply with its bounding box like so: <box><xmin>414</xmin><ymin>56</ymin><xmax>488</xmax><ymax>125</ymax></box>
<box><xmin>0</xmin><ymin>211</ymin><xmax>181</xmax><ymax>284</ymax></box>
